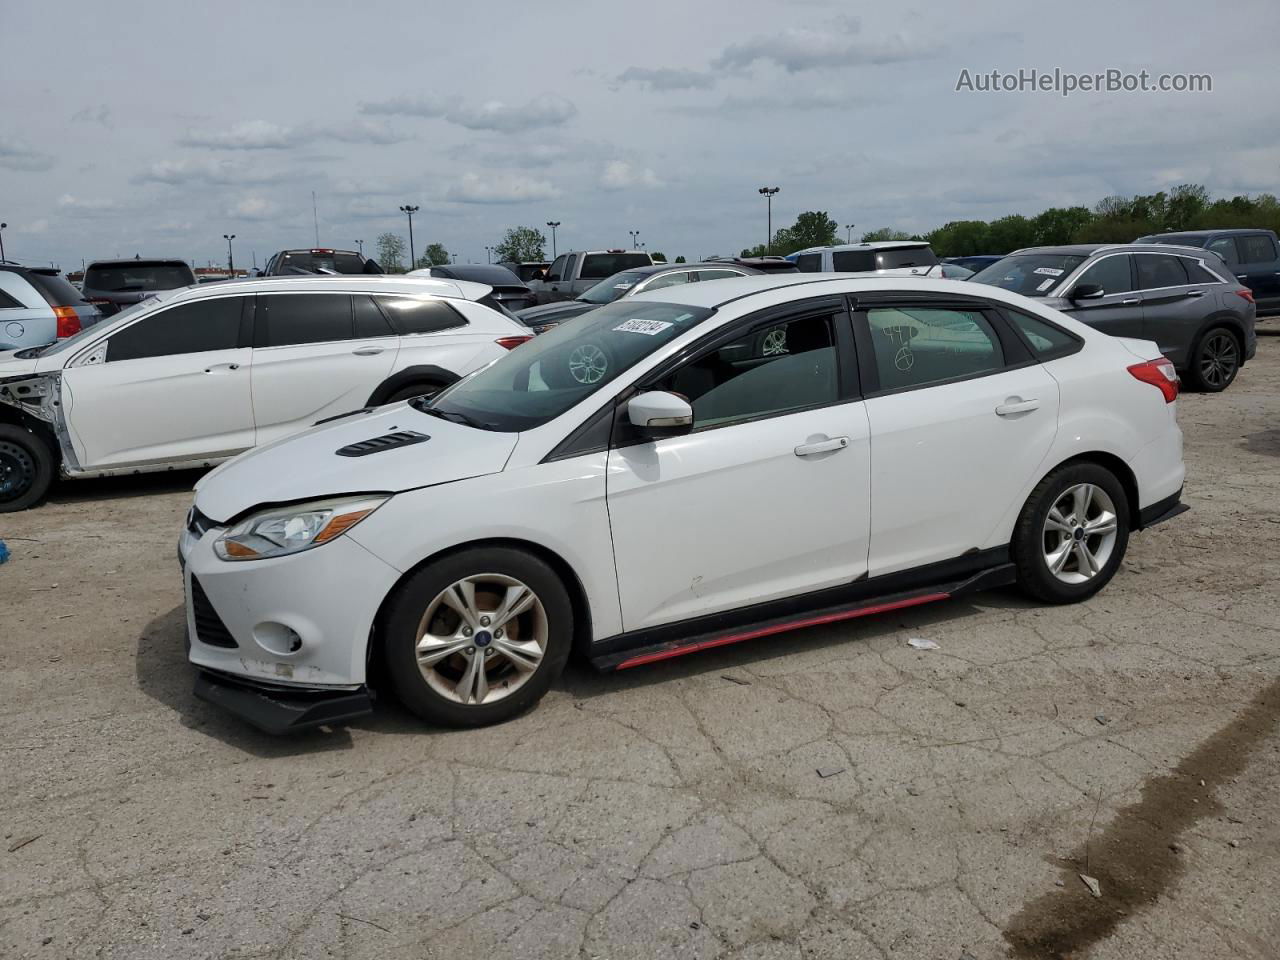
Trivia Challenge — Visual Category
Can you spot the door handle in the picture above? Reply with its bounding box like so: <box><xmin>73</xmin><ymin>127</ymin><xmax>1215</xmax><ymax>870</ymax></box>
<box><xmin>352</xmin><ymin>347</ymin><xmax>385</xmax><ymax>356</ymax></box>
<box><xmin>1236</xmin><ymin>274</ymin><xmax>1247</xmax><ymax>279</ymax></box>
<box><xmin>995</xmin><ymin>398</ymin><xmax>1040</xmax><ymax>417</ymax></box>
<box><xmin>1185</xmin><ymin>290</ymin><xmax>1204</xmax><ymax>298</ymax></box>
<box><xmin>794</xmin><ymin>436</ymin><xmax>849</xmax><ymax>457</ymax></box>
<box><xmin>1121</xmin><ymin>298</ymin><xmax>1141</xmax><ymax>305</ymax></box>
<box><xmin>203</xmin><ymin>363</ymin><xmax>240</xmax><ymax>374</ymax></box>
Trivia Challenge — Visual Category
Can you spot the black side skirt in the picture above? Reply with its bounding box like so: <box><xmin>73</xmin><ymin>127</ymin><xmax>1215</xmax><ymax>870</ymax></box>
<box><xmin>1138</xmin><ymin>488</ymin><xmax>1188</xmax><ymax>529</ymax></box>
<box><xmin>194</xmin><ymin>670</ymin><xmax>374</xmax><ymax>735</ymax></box>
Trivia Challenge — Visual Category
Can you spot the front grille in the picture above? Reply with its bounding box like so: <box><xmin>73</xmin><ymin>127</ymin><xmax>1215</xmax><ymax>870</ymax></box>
<box><xmin>336</xmin><ymin>430</ymin><xmax>430</xmax><ymax>457</ymax></box>
<box><xmin>190</xmin><ymin>577</ymin><xmax>238</xmax><ymax>648</ymax></box>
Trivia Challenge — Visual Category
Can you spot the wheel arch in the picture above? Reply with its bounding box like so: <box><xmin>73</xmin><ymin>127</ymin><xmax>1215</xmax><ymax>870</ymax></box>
<box><xmin>366</xmin><ymin>536</ymin><xmax>594</xmax><ymax>691</ymax></box>
<box><xmin>1188</xmin><ymin>313</ymin><xmax>1247</xmax><ymax>367</ymax></box>
<box><xmin>1032</xmin><ymin>451</ymin><xmax>1141</xmax><ymax>529</ymax></box>
<box><xmin>365</xmin><ymin>364</ymin><xmax>460</xmax><ymax>407</ymax></box>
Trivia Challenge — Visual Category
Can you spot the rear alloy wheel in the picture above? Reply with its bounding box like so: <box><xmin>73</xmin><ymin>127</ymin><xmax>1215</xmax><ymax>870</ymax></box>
<box><xmin>1189</xmin><ymin>327</ymin><xmax>1240</xmax><ymax>392</ymax></box>
<box><xmin>383</xmin><ymin>547</ymin><xmax>572</xmax><ymax>726</ymax></box>
<box><xmin>1014</xmin><ymin>463</ymin><xmax>1130</xmax><ymax>603</ymax></box>
<box><xmin>0</xmin><ymin>424</ymin><xmax>55</xmax><ymax>513</ymax></box>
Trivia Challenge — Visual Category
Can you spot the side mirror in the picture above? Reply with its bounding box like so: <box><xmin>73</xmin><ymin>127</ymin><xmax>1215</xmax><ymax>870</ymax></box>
<box><xmin>1068</xmin><ymin>283</ymin><xmax>1104</xmax><ymax>301</ymax></box>
<box><xmin>627</xmin><ymin>391</ymin><xmax>693</xmax><ymax>438</ymax></box>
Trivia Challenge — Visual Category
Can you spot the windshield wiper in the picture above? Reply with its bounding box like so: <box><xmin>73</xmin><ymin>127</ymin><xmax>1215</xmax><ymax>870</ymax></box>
<box><xmin>409</xmin><ymin>400</ymin><xmax>492</xmax><ymax>430</ymax></box>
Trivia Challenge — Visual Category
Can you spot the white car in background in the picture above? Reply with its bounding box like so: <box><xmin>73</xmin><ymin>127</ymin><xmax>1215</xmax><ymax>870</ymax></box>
<box><xmin>0</xmin><ymin>276</ymin><xmax>530</xmax><ymax>511</ymax></box>
<box><xmin>178</xmin><ymin>274</ymin><xmax>1186</xmax><ymax>733</ymax></box>
<box><xmin>790</xmin><ymin>240</ymin><xmax>945</xmax><ymax>277</ymax></box>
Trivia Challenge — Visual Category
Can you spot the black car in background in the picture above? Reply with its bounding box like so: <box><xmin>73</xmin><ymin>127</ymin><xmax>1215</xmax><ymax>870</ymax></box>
<box><xmin>1136</xmin><ymin>229</ymin><xmax>1280</xmax><ymax>315</ymax></box>
<box><xmin>410</xmin><ymin>264</ymin><xmax>536</xmax><ymax>313</ymax></box>
<box><xmin>81</xmin><ymin>258</ymin><xmax>196</xmax><ymax>316</ymax></box>
<box><xmin>261</xmin><ymin>248</ymin><xmax>383</xmax><ymax>276</ymax></box>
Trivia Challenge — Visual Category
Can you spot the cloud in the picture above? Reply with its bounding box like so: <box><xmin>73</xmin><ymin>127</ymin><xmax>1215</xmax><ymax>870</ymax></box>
<box><xmin>361</xmin><ymin>95</ymin><xmax>577</xmax><ymax>133</ymax></box>
<box><xmin>56</xmin><ymin>194</ymin><xmax>121</xmax><ymax>217</ymax></box>
<box><xmin>0</xmin><ymin>137</ymin><xmax>55</xmax><ymax>172</ymax></box>
<box><xmin>179</xmin><ymin>120</ymin><xmax>311</xmax><ymax>150</ymax></box>
<box><xmin>71</xmin><ymin>104</ymin><xmax>112</xmax><ymax>127</ymax></box>
<box><xmin>712</xmin><ymin>23</ymin><xmax>937</xmax><ymax>73</ymax></box>
<box><xmin>359</xmin><ymin>96</ymin><xmax>446</xmax><ymax>118</ymax></box>
<box><xmin>600</xmin><ymin>161</ymin><xmax>662</xmax><ymax>190</ymax></box>
<box><xmin>326</xmin><ymin>119</ymin><xmax>413</xmax><ymax>146</ymax></box>
<box><xmin>229</xmin><ymin>196</ymin><xmax>281</xmax><ymax>220</ymax></box>
<box><xmin>670</xmin><ymin>90</ymin><xmax>862</xmax><ymax>116</ymax></box>
<box><xmin>616</xmin><ymin>67</ymin><xmax>716</xmax><ymax>91</ymax></box>
<box><xmin>132</xmin><ymin>157</ymin><xmax>287</xmax><ymax>186</ymax></box>
<box><xmin>445</xmin><ymin>172</ymin><xmax>559</xmax><ymax>204</ymax></box>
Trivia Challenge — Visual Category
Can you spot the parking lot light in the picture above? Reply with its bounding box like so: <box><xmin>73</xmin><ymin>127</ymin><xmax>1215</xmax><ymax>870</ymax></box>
<box><xmin>399</xmin><ymin>205</ymin><xmax>419</xmax><ymax>268</ymax></box>
<box><xmin>546</xmin><ymin>221</ymin><xmax>560</xmax><ymax>258</ymax></box>
<box><xmin>758</xmin><ymin>187</ymin><xmax>780</xmax><ymax>250</ymax></box>
<box><xmin>222</xmin><ymin>234</ymin><xmax>235</xmax><ymax>278</ymax></box>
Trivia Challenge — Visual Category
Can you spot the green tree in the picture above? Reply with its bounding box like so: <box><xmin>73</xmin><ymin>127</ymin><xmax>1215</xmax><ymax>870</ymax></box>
<box><xmin>1031</xmin><ymin>206</ymin><xmax>1093</xmax><ymax>246</ymax></box>
<box><xmin>375</xmin><ymin>232</ymin><xmax>406</xmax><ymax>273</ymax></box>
<box><xmin>860</xmin><ymin>228</ymin><xmax>915</xmax><ymax>242</ymax></box>
<box><xmin>494</xmin><ymin>226</ymin><xmax>547</xmax><ymax>263</ymax></box>
<box><xmin>673</xmin><ymin>255</ymin><xmax>686</xmax><ymax>263</ymax></box>
<box><xmin>785</xmin><ymin>211</ymin><xmax>839</xmax><ymax>251</ymax></box>
<box><xmin>985</xmin><ymin>215</ymin><xmax>1037</xmax><ymax>253</ymax></box>
<box><xmin>926</xmin><ymin>220</ymin><xmax>990</xmax><ymax>257</ymax></box>
<box><xmin>1164</xmin><ymin>184</ymin><xmax>1210</xmax><ymax>231</ymax></box>
<box><xmin>649</xmin><ymin>251</ymin><xmax>667</xmax><ymax>262</ymax></box>
<box><xmin>415</xmin><ymin>242</ymin><xmax>450</xmax><ymax>268</ymax></box>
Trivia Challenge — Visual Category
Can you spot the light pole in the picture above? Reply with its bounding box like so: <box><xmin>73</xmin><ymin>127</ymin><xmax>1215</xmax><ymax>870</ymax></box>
<box><xmin>757</xmin><ymin>187</ymin><xmax>780</xmax><ymax>251</ymax></box>
<box><xmin>628</xmin><ymin>229</ymin><xmax>640</xmax><ymax>249</ymax></box>
<box><xmin>0</xmin><ymin>222</ymin><xmax>7</xmax><ymax>262</ymax></box>
<box><xmin>484</xmin><ymin>245</ymin><xmax>493</xmax><ymax>264</ymax></box>
<box><xmin>223</xmin><ymin>234</ymin><xmax>236</xmax><ymax>277</ymax></box>
<box><xmin>355</xmin><ymin>239</ymin><xmax>364</xmax><ymax>256</ymax></box>
<box><xmin>845</xmin><ymin>223</ymin><xmax>855</xmax><ymax>243</ymax></box>
<box><xmin>546</xmin><ymin>220</ymin><xmax>560</xmax><ymax>258</ymax></box>
<box><xmin>399</xmin><ymin>205</ymin><xmax>419</xmax><ymax>268</ymax></box>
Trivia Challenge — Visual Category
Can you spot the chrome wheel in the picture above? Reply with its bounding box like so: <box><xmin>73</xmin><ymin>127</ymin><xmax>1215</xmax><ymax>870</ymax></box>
<box><xmin>415</xmin><ymin>574</ymin><xmax>549</xmax><ymax>706</ymax></box>
<box><xmin>761</xmin><ymin>327</ymin><xmax>788</xmax><ymax>356</ymax></box>
<box><xmin>1042</xmin><ymin>483</ymin><xmax>1118</xmax><ymax>584</ymax></box>
<box><xmin>568</xmin><ymin>344</ymin><xmax>608</xmax><ymax>385</ymax></box>
<box><xmin>1198</xmin><ymin>332</ymin><xmax>1238</xmax><ymax>389</ymax></box>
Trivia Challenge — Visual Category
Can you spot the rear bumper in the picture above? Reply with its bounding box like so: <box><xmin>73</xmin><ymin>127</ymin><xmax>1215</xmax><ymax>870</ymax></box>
<box><xmin>1138</xmin><ymin>487</ymin><xmax>1188</xmax><ymax>529</ymax></box>
<box><xmin>194</xmin><ymin>669</ymin><xmax>373</xmax><ymax>734</ymax></box>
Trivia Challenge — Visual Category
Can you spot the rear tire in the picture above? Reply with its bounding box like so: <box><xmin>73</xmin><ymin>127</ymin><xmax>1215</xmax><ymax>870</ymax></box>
<box><xmin>0</xmin><ymin>424</ymin><xmax>56</xmax><ymax>513</ymax></box>
<box><xmin>1187</xmin><ymin>326</ymin><xmax>1240</xmax><ymax>392</ymax></box>
<box><xmin>382</xmin><ymin>547</ymin><xmax>573</xmax><ymax>727</ymax></box>
<box><xmin>1013</xmin><ymin>463</ymin><xmax>1130</xmax><ymax>604</ymax></box>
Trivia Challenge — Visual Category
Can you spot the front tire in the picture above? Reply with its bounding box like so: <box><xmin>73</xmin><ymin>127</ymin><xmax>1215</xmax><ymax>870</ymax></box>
<box><xmin>0</xmin><ymin>424</ymin><xmax>56</xmax><ymax>513</ymax></box>
<box><xmin>1188</xmin><ymin>327</ymin><xmax>1240</xmax><ymax>392</ymax></box>
<box><xmin>382</xmin><ymin>547</ymin><xmax>573</xmax><ymax>727</ymax></box>
<box><xmin>1013</xmin><ymin>463</ymin><xmax>1130</xmax><ymax>604</ymax></box>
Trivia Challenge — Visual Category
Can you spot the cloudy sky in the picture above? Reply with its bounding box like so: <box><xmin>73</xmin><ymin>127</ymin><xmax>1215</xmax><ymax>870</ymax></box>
<box><xmin>2</xmin><ymin>0</ymin><xmax>1277</xmax><ymax>270</ymax></box>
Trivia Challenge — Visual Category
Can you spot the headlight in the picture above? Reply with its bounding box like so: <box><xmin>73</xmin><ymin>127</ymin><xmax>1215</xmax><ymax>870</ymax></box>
<box><xmin>213</xmin><ymin>495</ymin><xmax>389</xmax><ymax>561</ymax></box>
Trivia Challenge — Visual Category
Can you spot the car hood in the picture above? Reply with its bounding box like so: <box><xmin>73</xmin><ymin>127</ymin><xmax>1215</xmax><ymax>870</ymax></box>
<box><xmin>515</xmin><ymin>300</ymin><xmax>596</xmax><ymax>324</ymax></box>
<box><xmin>193</xmin><ymin>403</ymin><xmax>518</xmax><ymax>522</ymax></box>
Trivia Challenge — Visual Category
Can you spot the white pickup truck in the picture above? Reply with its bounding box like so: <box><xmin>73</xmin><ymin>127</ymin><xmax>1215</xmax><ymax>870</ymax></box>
<box><xmin>527</xmin><ymin>249</ymin><xmax>654</xmax><ymax>304</ymax></box>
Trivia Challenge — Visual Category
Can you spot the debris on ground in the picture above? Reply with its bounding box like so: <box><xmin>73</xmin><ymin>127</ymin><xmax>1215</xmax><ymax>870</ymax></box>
<box><xmin>907</xmin><ymin>637</ymin><xmax>939</xmax><ymax>650</ymax></box>
<box><xmin>816</xmin><ymin>766</ymin><xmax>846</xmax><ymax>779</ymax></box>
<box><xmin>6</xmin><ymin>834</ymin><xmax>41</xmax><ymax>853</ymax></box>
<box><xmin>1095</xmin><ymin>714</ymin><xmax>1111</xmax><ymax>725</ymax></box>
<box><xmin>721</xmin><ymin>675</ymin><xmax>751</xmax><ymax>686</ymax></box>
<box><xmin>0</xmin><ymin>540</ymin><xmax>9</xmax><ymax>564</ymax></box>
<box><xmin>1079</xmin><ymin>873</ymin><xmax>1102</xmax><ymax>898</ymax></box>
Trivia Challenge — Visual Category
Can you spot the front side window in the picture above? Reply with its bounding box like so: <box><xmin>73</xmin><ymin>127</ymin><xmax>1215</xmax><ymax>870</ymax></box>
<box><xmin>656</xmin><ymin>313</ymin><xmax>839</xmax><ymax>429</ymax></box>
<box><xmin>260</xmin><ymin>294</ymin><xmax>352</xmax><ymax>347</ymax></box>
<box><xmin>865</xmin><ymin>306</ymin><xmax>1003</xmax><ymax>391</ymax></box>
<box><xmin>107</xmin><ymin>297</ymin><xmax>243</xmax><ymax>361</ymax></box>
<box><xmin>429</xmin><ymin>301</ymin><xmax>713</xmax><ymax>431</ymax></box>
<box><xmin>1076</xmin><ymin>255</ymin><xmax>1133</xmax><ymax>295</ymax></box>
<box><xmin>1237</xmin><ymin>234</ymin><xmax>1278</xmax><ymax>263</ymax></box>
<box><xmin>547</xmin><ymin>255</ymin><xmax>568</xmax><ymax>282</ymax></box>
<box><xmin>579</xmin><ymin>272</ymin><xmax>649</xmax><ymax>305</ymax></box>
<box><xmin>970</xmin><ymin>254</ymin><xmax>1088</xmax><ymax>296</ymax></box>
<box><xmin>1135</xmin><ymin>254</ymin><xmax>1189</xmax><ymax>290</ymax></box>
<box><xmin>794</xmin><ymin>253</ymin><xmax>822</xmax><ymax>273</ymax></box>
<box><xmin>1207</xmin><ymin>237</ymin><xmax>1239</xmax><ymax>265</ymax></box>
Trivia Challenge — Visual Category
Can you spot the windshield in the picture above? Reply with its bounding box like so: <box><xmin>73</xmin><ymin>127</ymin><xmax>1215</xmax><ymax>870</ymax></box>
<box><xmin>33</xmin><ymin>294</ymin><xmax>173</xmax><ymax>357</ymax></box>
<box><xmin>426</xmin><ymin>300</ymin><xmax>714</xmax><ymax>431</ymax></box>
<box><xmin>969</xmin><ymin>254</ymin><xmax>1087</xmax><ymax>296</ymax></box>
<box><xmin>579</xmin><ymin>271</ymin><xmax>649</xmax><ymax>304</ymax></box>
<box><xmin>84</xmin><ymin>262</ymin><xmax>195</xmax><ymax>291</ymax></box>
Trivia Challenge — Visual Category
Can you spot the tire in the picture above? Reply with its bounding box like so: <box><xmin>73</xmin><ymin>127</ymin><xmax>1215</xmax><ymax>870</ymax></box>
<box><xmin>1187</xmin><ymin>326</ymin><xmax>1241</xmax><ymax>392</ymax></box>
<box><xmin>384</xmin><ymin>382</ymin><xmax>444</xmax><ymax>405</ymax></box>
<box><xmin>0</xmin><ymin>424</ymin><xmax>56</xmax><ymax>513</ymax></box>
<box><xmin>1013</xmin><ymin>463</ymin><xmax>1130</xmax><ymax>604</ymax></box>
<box><xmin>382</xmin><ymin>546</ymin><xmax>573</xmax><ymax>727</ymax></box>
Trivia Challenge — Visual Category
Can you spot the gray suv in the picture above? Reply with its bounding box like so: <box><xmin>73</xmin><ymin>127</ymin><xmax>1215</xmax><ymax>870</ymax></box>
<box><xmin>970</xmin><ymin>243</ymin><xmax>1257</xmax><ymax>391</ymax></box>
<box><xmin>1136</xmin><ymin>229</ymin><xmax>1280</xmax><ymax>315</ymax></box>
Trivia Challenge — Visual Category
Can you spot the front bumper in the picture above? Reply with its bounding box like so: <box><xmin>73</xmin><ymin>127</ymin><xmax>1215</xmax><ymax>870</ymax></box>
<box><xmin>194</xmin><ymin>669</ymin><xmax>373</xmax><ymax>734</ymax></box>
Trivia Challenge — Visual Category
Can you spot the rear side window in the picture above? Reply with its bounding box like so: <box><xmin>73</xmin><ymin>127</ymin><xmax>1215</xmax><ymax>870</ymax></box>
<box><xmin>695</xmin><ymin>269</ymin><xmax>744</xmax><ymax>281</ymax></box>
<box><xmin>261</xmin><ymin>294</ymin><xmax>353</xmax><ymax>346</ymax></box>
<box><xmin>1135</xmin><ymin>255</ymin><xmax>1189</xmax><ymax>290</ymax></box>
<box><xmin>1237</xmin><ymin>234</ymin><xmax>1278</xmax><ymax>263</ymax></box>
<box><xmin>580</xmin><ymin>253</ymin><xmax>651</xmax><ymax>279</ymax></box>
<box><xmin>26</xmin><ymin>272</ymin><xmax>89</xmax><ymax>306</ymax></box>
<box><xmin>354</xmin><ymin>295</ymin><xmax>395</xmax><ymax>338</ymax></box>
<box><xmin>108</xmin><ymin>297</ymin><xmax>244</xmax><ymax>361</ymax></box>
<box><xmin>876</xmin><ymin>247</ymin><xmax>938</xmax><ymax>269</ymax></box>
<box><xmin>374</xmin><ymin>296</ymin><xmax>467</xmax><ymax>334</ymax></box>
<box><xmin>1006</xmin><ymin>310</ymin><xmax>1080</xmax><ymax>358</ymax></box>
<box><xmin>832</xmin><ymin>250</ymin><xmax>875</xmax><ymax>272</ymax></box>
<box><xmin>794</xmin><ymin>253</ymin><xmax>822</xmax><ymax>273</ymax></box>
<box><xmin>84</xmin><ymin>263</ymin><xmax>194</xmax><ymax>291</ymax></box>
<box><xmin>865</xmin><ymin>307</ymin><xmax>1003</xmax><ymax>392</ymax></box>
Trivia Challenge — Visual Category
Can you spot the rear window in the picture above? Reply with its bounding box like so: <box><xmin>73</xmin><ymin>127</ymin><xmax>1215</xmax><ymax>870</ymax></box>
<box><xmin>277</xmin><ymin>251</ymin><xmax>370</xmax><ymax>275</ymax></box>
<box><xmin>25</xmin><ymin>271</ymin><xmax>88</xmax><ymax>306</ymax></box>
<box><xmin>875</xmin><ymin>247</ymin><xmax>938</xmax><ymax>269</ymax></box>
<box><xmin>84</xmin><ymin>262</ymin><xmax>195</xmax><ymax>292</ymax></box>
<box><xmin>580</xmin><ymin>253</ymin><xmax>651</xmax><ymax>279</ymax></box>
<box><xmin>832</xmin><ymin>250</ymin><xmax>875</xmax><ymax>272</ymax></box>
<box><xmin>970</xmin><ymin>254</ymin><xmax>1088</xmax><ymax>297</ymax></box>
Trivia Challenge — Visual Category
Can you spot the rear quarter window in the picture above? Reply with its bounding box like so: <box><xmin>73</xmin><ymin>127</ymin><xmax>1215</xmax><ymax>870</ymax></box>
<box><xmin>876</xmin><ymin>248</ymin><xmax>938</xmax><ymax>269</ymax></box>
<box><xmin>832</xmin><ymin>250</ymin><xmax>875</xmax><ymax>272</ymax></box>
<box><xmin>375</xmin><ymin>296</ymin><xmax>467</xmax><ymax>334</ymax></box>
<box><xmin>1004</xmin><ymin>309</ymin><xmax>1082</xmax><ymax>359</ymax></box>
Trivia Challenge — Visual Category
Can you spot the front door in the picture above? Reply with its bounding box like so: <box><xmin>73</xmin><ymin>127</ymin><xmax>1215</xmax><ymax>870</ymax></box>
<box><xmin>1062</xmin><ymin>253</ymin><xmax>1145</xmax><ymax>339</ymax></box>
<box><xmin>606</xmin><ymin>304</ymin><xmax>871</xmax><ymax>631</ymax></box>
<box><xmin>856</xmin><ymin>302</ymin><xmax>1060</xmax><ymax>575</ymax></box>
<box><xmin>61</xmin><ymin>295</ymin><xmax>254</xmax><ymax>469</ymax></box>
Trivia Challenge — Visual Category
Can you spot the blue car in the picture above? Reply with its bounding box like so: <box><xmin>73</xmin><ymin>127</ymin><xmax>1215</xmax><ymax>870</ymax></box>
<box><xmin>0</xmin><ymin>265</ymin><xmax>101</xmax><ymax>350</ymax></box>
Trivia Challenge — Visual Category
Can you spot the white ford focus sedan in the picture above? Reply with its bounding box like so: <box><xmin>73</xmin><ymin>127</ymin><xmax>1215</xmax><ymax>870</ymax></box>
<box><xmin>179</xmin><ymin>275</ymin><xmax>1186</xmax><ymax>733</ymax></box>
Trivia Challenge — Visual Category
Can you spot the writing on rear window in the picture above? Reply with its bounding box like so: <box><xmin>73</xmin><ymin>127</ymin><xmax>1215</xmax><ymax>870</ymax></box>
<box><xmin>614</xmin><ymin>318</ymin><xmax>673</xmax><ymax>336</ymax></box>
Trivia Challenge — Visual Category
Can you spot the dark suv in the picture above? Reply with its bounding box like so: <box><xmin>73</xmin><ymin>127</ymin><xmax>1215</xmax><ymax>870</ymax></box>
<box><xmin>1136</xmin><ymin>229</ymin><xmax>1280</xmax><ymax>315</ymax></box>
<box><xmin>262</xmin><ymin>248</ymin><xmax>383</xmax><ymax>276</ymax></box>
<box><xmin>970</xmin><ymin>243</ymin><xmax>1256</xmax><ymax>391</ymax></box>
<box><xmin>82</xmin><ymin>259</ymin><xmax>197</xmax><ymax>317</ymax></box>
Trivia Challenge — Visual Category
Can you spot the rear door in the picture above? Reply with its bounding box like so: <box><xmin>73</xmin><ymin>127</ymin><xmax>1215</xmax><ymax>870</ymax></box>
<box><xmin>1233</xmin><ymin>233</ymin><xmax>1280</xmax><ymax>309</ymax></box>
<box><xmin>1133</xmin><ymin>253</ymin><xmax>1203</xmax><ymax>367</ymax></box>
<box><xmin>250</xmin><ymin>292</ymin><xmax>396</xmax><ymax>444</ymax></box>
<box><xmin>1060</xmin><ymin>253</ymin><xmax>1145</xmax><ymax>339</ymax></box>
<box><xmin>855</xmin><ymin>298</ymin><xmax>1059</xmax><ymax>575</ymax></box>
<box><xmin>60</xmin><ymin>295</ymin><xmax>253</xmax><ymax>468</ymax></box>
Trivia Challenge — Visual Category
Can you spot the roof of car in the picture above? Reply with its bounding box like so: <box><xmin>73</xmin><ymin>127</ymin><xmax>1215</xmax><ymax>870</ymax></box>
<box><xmin>1139</xmin><ymin>229</ymin><xmax>1272</xmax><ymax>239</ymax></box>
<box><xmin>161</xmin><ymin>274</ymin><xmax>494</xmax><ymax>303</ymax></box>
<box><xmin>1007</xmin><ymin>243</ymin><xmax>1224</xmax><ymax>258</ymax></box>
<box><xmin>85</xmin><ymin>258</ymin><xmax>191</xmax><ymax>267</ymax></box>
<box><xmin>626</xmin><ymin>273</ymin><xmax>1018</xmax><ymax>310</ymax></box>
<box><xmin>792</xmin><ymin>241</ymin><xmax>930</xmax><ymax>255</ymax></box>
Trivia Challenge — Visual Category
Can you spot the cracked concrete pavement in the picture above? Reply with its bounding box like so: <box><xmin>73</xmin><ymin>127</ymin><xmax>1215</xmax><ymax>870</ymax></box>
<box><xmin>2</xmin><ymin>331</ymin><xmax>1278</xmax><ymax>959</ymax></box>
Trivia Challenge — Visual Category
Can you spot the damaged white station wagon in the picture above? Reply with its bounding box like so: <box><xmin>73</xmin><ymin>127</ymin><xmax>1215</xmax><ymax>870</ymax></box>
<box><xmin>0</xmin><ymin>276</ymin><xmax>532</xmax><ymax>511</ymax></box>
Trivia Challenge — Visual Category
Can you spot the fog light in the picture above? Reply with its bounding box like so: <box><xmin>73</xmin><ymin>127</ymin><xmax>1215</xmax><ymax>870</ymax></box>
<box><xmin>254</xmin><ymin>622</ymin><xmax>304</xmax><ymax>656</ymax></box>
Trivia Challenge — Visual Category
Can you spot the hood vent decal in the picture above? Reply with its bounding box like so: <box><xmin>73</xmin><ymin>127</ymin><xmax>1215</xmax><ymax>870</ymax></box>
<box><xmin>336</xmin><ymin>430</ymin><xmax>430</xmax><ymax>458</ymax></box>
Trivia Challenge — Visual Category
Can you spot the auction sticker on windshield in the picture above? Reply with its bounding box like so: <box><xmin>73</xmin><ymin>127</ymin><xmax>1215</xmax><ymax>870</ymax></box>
<box><xmin>614</xmin><ymin>318</ymin><xmax>673</xmax><ymax>335</ymax></box>
<box><xmin>1033</xmin><ymin>267</ymin><xmax>1065</xmax><ymax>276</ymax></box>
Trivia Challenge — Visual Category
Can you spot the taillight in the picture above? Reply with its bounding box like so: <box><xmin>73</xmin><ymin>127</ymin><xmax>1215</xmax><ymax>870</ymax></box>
<box><xmin>1235</xmin><ymin>288</ymin><xmax>1255</xmax><ymax>304</ymax></box>
<box><xmin>1128</xmin><ymin>357</ymin><xmax>1179</xmax><ymax>403</ymax></box>
<box><xmin>53</xmin><ymin>306</ymin><xmax>82</xmax><ymax>338</ymax></box>
<box><xmin>496</xmin><ymin>336</ymin><xmax>532</xmax><ymax>350</ymax></box>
